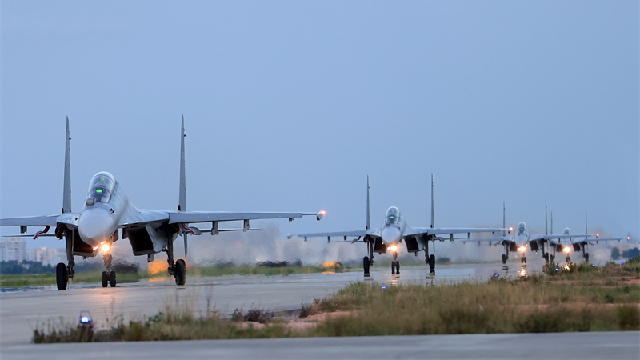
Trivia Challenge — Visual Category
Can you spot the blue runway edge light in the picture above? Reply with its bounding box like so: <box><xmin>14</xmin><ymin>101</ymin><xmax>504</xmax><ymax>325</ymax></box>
<box><xmin>79</xmin><ymin>310</ymin><xmax>92</xmax><ymax>326</ymax></box>
<box><xmin>381</xmin><ymin>286</ymin><xmax>387</xmax><ymax>290</ymax></box>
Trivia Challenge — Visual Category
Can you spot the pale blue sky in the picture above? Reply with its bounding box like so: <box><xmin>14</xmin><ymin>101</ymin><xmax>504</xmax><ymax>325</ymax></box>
<box><xmin>1</xmin><ymin>1</ymin><xmax>638</xmax><ymax>250</ymax></box>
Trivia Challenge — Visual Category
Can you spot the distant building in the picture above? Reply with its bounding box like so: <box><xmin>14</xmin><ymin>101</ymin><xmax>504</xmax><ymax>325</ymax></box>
<box><xmin>0</xmin><ymin>237</ymin><xmax>27</xmax><ymax>262</ymax></box>
<box><xmin>26</xmin><ymin>247</ymin><xmax>66</xmax><ymax>266</ymax></box>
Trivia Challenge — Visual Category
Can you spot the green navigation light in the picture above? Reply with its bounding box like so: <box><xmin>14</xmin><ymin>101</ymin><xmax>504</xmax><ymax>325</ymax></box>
<box><xmin>96</xmin><ymin>189</ymin><xmax>103</xmax><ymax>193</ymax></box>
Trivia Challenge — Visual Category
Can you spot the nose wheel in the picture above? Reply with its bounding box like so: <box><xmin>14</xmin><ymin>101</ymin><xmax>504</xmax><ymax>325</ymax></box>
<box><xmin>391</xmin><ymin>261</ymin><xmax>400</xmax><ymax>274</ymax></box>
<box><xmin>101</xmin><ymin>270</ymin><xmax>117</xmax><ymax>287</ymax></box>
<box><xmin>391</xmin><ymin>251</ymin><xmax>400</xmax><ymax>275</ymax></box>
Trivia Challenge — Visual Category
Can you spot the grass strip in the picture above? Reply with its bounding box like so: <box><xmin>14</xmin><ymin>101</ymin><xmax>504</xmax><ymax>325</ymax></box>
<box><xmin>32</xmin><ymin>258</ymin><xmax>639</xmax><ymax>342</ymax></box>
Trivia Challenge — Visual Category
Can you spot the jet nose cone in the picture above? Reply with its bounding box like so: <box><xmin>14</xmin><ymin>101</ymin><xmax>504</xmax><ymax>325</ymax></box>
<box><xmin>381</xmin><ymin>227</ymin><xmax>402</xmax><ymax>244</ymax></box>
<box><xmin>78</xmin><ymin>208</ymin><xmax>115</xmax><ymax>244</ymax></box>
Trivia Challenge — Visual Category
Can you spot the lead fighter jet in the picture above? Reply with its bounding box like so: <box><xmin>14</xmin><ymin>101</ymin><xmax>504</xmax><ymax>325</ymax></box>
<box><xmin>1</xmin><ymin>117</ymin><xmax>324</xmax><ymax>290</ymax></box>
<box><xmin>289</xmin><ymin>175</ymin><xmax>507</xmax><ymax>277</ymax></box>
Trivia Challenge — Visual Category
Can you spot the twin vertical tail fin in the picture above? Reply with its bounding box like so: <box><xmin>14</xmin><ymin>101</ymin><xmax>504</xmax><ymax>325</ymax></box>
<box><xmin>430</xmin><ymin>174</ymin><xmax>434</xmax><ymax>228</ymax></box>
<box><xmin>62</xmin><ymin>117</ymin><xmax>72</xmax><ymax>214</ymax></box>
<box><xmin>179</xmin><ymin>115</ymin><xmax>188</xmax><ymax>255</ymax></box>
<box><xmin>365</xmin><ymin>175</ymin><xmax>370</xmax><ymax>230</ymax></box>
<box><xmin>545</xmin><ymin>200</ymin><xmax>548</xmax><ymax>235</ymax></box>
<box><xmin>502</xmin><ymin>202</ymin><xmax>506</xmax><ymax>237</ymax></box>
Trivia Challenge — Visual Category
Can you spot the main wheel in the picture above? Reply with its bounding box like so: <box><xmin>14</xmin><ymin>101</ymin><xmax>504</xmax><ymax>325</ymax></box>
<box><xmin>56</xmin><ymin>263</ymin><xmax>67</xmax><ymax>291</ymax></box>
<box><xmin>429</xmin><ymin>254</ymin><xmax>435</xmax><ymax>274</ymax></box>
<box><xmin>102</xmin><ymin>271</ymin><xmax>108</xmax><ymax>287</ymax></box>
<box><xmin>391</xmin><ymin>261</ymin><xmax>396</xmax><ymax>274</ymax></box>
<box><xmin>501</xmin><ymin>254</ymin><xmax>507</xmax><ymax>264</ymax></box>
<box><xmin>175</xmin><ymin>259</ymin><xmax>186</xmax><ymax>286</ymax></box>
<box><xmin>363</xmin><ymin>256</ymin><xmax>370</xmax><ymax>277</ymax></box>
<box><xmin>109</xmin><ymin>271</ymin><xmax>117</xmax><ymax>287</ymax></box>
<box><xmin>396</xmin><ymin>261</ymin><xmax>400</xmax><ymax>274</ymax></box>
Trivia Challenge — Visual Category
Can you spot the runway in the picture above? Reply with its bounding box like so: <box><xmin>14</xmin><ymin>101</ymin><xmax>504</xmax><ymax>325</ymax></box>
<box><xmin>2</xmin><ymin>331</ymin><xmax>638</xmax><ymax>360</ymax></box>
<box><xmin>0</xmin><ymin>263</ymin><xmax>505</xmax><ymax>347</ymax></box>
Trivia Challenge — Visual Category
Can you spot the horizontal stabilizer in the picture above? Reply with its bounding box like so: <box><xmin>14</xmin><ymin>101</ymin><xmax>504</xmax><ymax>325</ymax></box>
<box><xmin>1</xmin><ymin>234</ymin><xmax>58</xmax><ymax>238</ymax></box>
<box><xmin>0</xmin><ymin>215</ymin><xmax>60</xmax><ymax>227</ymax></box>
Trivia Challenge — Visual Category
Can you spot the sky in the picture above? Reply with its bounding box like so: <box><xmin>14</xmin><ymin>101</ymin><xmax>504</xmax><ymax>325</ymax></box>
<box><xmin>1</xmin><ymin>1</ymin><xmax>638</xmax><ymax>255</ymax></box>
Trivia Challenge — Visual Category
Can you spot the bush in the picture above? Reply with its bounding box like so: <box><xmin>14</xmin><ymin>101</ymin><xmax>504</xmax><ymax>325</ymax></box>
<box><xmin>617</xmin><ymin>306</ymin><xmax>639</xmax><ymax>330</ymax></box>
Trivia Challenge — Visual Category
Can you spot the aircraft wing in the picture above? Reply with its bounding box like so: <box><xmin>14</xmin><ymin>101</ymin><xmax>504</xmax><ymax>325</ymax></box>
<box><xmin>288</xmin><ymin>229</ymin><xmax>373</xmax><ymax>240</ymax></box>
<box><xmin>459</xmin><ymin>236</ymin><xmax>512</xmax><ymax>244</ymax></box>
<box><xmin>118</xmin><ymin>210</ymin><xmax>322</xmax><ymax>228</ymax></box>
<box><xmin>168</xmin><ymin>211</ymin><xmax>322</xmax><ymax>223</ymax></box>
<box><xmin>405</xmin><ymin>227</ymin><xmax>506</xmax><ymax>237</ymax></box>
<box><xmin>1</xmin><ymin>214</ymin><xmax>61</xmax><ymax>227</ymax></box>
<box><xmin>531</xmin><ymin>234</ymin><xmax>593</xmax><ymax>245</ymax></box>
<box><xmin>118</xmin><ymin>210</ymin><xmax>171</xmax><ymax>227</ymax></box>
<box><xmin>570</xmin><ymin>237</ymin><xmax>624</xmax><ymax>244</ymax></box>
<box><xmin>531</xmin><ymin>234</ymin><xmax>592</xmax><ymax>241</ymax></box>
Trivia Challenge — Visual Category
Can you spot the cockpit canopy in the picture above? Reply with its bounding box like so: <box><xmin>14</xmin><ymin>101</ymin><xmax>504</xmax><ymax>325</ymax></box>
<box><xmin>87</xmin><ymin>172</ymin><xmax>116</xmax><ymax>203</ymax></box>
<box><xmin>386</xmin><ymin>206</ymin><xmax>400</xmax><ymax>225</ymax></box>
<box><xmin>563</xmin><ymin>228</ymin><xmax>570</xmax><ymax>235</ymax></box>
<box><xmin>517</xmin><ymin>222</ymin><xmax>526</xmax><ymax>235</ymax></box>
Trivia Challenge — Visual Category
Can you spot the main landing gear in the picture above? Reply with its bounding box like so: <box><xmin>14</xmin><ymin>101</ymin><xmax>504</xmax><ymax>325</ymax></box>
<box><xmin>166</xmin><ymin>236</ymin><xmax>187</xmax><ymax>285</ymax></box>
<box><xmin>55</xmin><ymin>227</ymin><xmax>78</xmax><ymax>291</ymax></box>
<box><xmin>425</xmin><ymin>241</ymin><xmax>435</xmax><ymax>275</ymax></box>
<box><xmin>56</xmin><ymin>263</ymin><xmax>67</xmax><ymax>291</ymax></box>
<box><xmin>363</xmin><ymin>239</ymin><xmax>374</xmax><ymax>278</ymax></box>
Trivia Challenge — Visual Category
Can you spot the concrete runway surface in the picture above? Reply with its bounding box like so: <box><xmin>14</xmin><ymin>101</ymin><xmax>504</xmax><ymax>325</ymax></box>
<box><xmin>1</xmin><ymin>331</ymin><xmax>638</xmax><ymax>360</ymax></box>
<box><xmin>0</xmin><ymin>263</ymin><xmax>505</xmax><ymax>347</ymax></box>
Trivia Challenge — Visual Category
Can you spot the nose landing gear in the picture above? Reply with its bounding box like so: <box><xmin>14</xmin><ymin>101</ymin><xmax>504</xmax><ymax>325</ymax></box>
<box><xmin>101</xmin><ymin>249</ymin><xmax>116</xmax><ymax>287</ymax></box>
<box><xmin>391</xmin><ymin>251</ymin><xmax>400</xmax><ymax>275</ymax></box>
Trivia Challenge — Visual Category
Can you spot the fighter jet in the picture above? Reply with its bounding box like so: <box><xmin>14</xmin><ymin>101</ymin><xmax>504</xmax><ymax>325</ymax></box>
<box><xmin>0</xmin><ymin>117</ymin><xmax>324</xmax><ymax>290</ymax></box>
<box><xmin>548</xmin><ymin>212</ymin><xmax>626</xmax><ymax>264</ymax></box>
<box><xmin>289</xmin><ymin>175</ymin><xmax>507</xmax><ymax>277</ymax></box>
<box><xmin>464</xmin><ymin>204</ymin><xmax>623</xmax><ymax>266</ymax></box>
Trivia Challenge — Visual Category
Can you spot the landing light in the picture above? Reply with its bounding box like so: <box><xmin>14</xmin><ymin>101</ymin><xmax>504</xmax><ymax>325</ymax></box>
<box><xmin>93</xmin><ymin>245</ymin><xmax>99</xmax><ymax>251</ymax></box>
<box><xmin>101</xmin><ymin>243</ymin><xmax>110</xmax><ymax>252</ymax></box>
<box><xmin>518</xmin><ymin>246</ymin><xmax>526</xmax><ymax>253</ymax></box>
<box><xmin>596</xmin><ymin>233</ymin><xmax>600</xmax><ymax>238</ymax></box>
<box><xmin>388</xmin><ymin>245</ymin><xmax>398</xmax><ymax>251</ymax></box>
<box><xmin>563</xmin><ymin>246</ymin><xmax>571</xmax><ymax>254</ymax></box>
<box><xmin>509</xmin><ymin>227</ymin><xmax>513</xmax><ymax>231</ymax></box>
